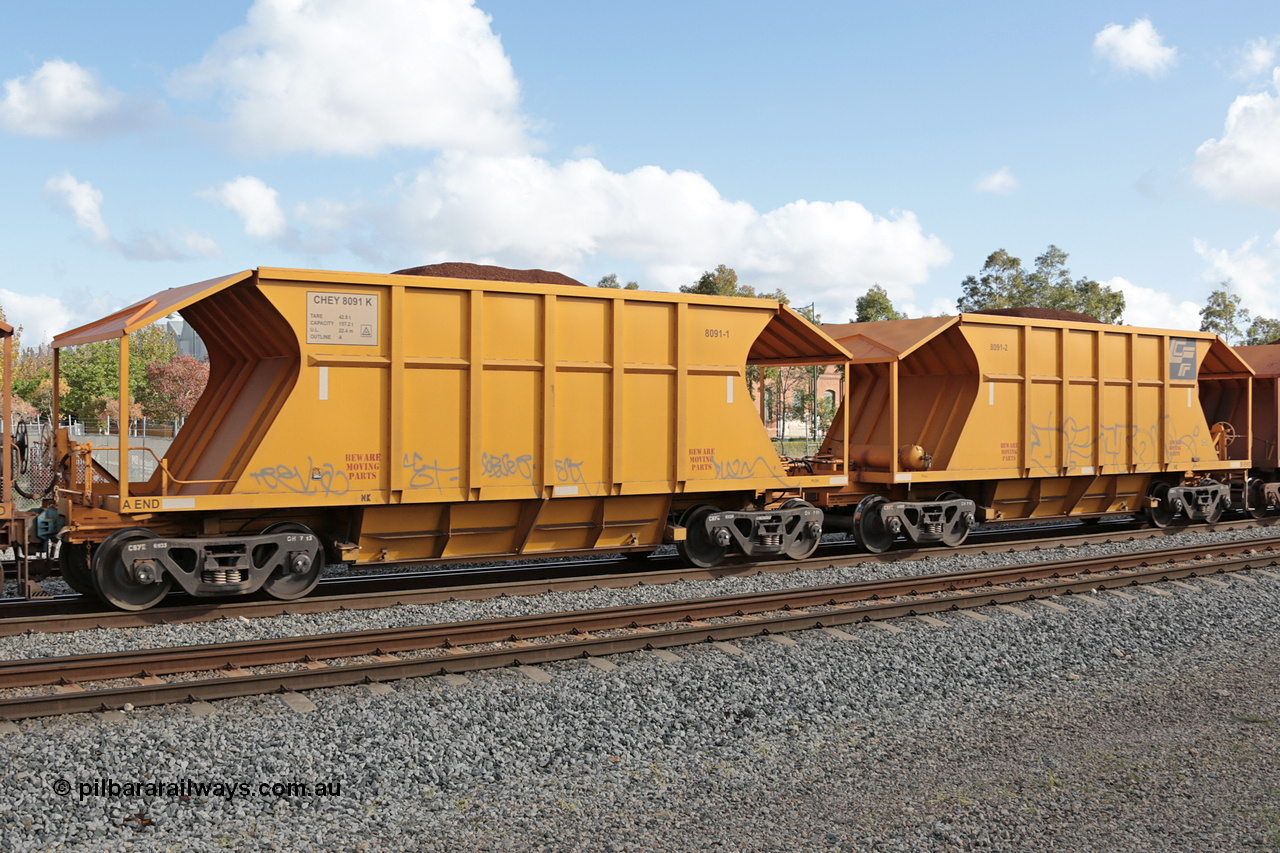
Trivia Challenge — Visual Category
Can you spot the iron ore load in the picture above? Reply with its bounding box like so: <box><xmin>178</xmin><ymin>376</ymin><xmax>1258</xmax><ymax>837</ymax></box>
<box><xmin>27</xmin><ymin>264</ymin><xmax>1269</xmax><ymax>610</ymax></box>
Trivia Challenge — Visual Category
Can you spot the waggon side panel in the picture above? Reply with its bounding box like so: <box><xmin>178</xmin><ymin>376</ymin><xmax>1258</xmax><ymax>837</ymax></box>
<box><xmin>820</xmin><ymin>314</ymin><xmax>1251</xmax><ymax>495</ymax></box>
<box><xmin>936</xmin><ymin>320</ymin><xmax>1246</xmax><ymax>481</ymax></box>
<box><xmin>133</xmin><ymin>268</ymin><xmax>845</xmax><ymax>517</ymax></box>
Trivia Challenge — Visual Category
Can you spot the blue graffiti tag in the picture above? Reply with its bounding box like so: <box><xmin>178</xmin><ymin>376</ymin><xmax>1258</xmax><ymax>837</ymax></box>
<box><xmin>249</xmin><ymin>458</ymin><xmax>350</xmax><ymax>495</ymax></box>
<box><xmin>481</xmin><ymin>452</ymin><xmax>535</xmax><ymax>481</ymax></box>
<box><xmin>1027</xmin><ymin>414</ymin><xmax>1200</xmax><ymax>472</ymax></box>
<box><xmin>553</xmin><ymin>457</ymin><xmax>587</xmax><ymax>484</ymax></box>
<box><xmin>402</xmin><ymin>453</ymin><xmax>461</xmax><ymax>489</ymax></box>
<box><xmin>712</xmin><ymin>455</ymin><xmax>779</xmax><ymax>480</ymax></box>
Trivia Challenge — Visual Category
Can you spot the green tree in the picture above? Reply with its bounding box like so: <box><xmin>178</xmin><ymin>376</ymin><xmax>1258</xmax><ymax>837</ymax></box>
<box><xmin>60</xmin><ymin>340</ymin><xmax>119</xmax><ymax>419</ymax></box>
<box><xmin>60</xmin><ymin>324</ymin><xmax>180</xmax><ymax>421</ymax></box>
<box><xmin>27</xmin><ymin>376</ymin><xmax>63</xmax><ymax>418</ymax></box>
<box><xmin>681</xmin><ymin>264</ymin><xmax>788</xmax><ymax>302</ymax></box>
<box><xmin>1069</xmin><ymin>278</ymin><xmax>1125</xmax><ymax>325</ymax></box>
<box><xmin>1244</xmin><ymin>316</ymin><xmax>1280</xmax><ymax>346</ymax></box>
<box><xmin>1199</xmin><ymin>284</ymin><xmax>1249</xmax><ymax>343</ymax></box>
<box><xmin>958</xmin><ymin>245</ymin><xmax>1124</xmax><ymax>323</ymax></box>
<box><xmin>12</xmin><ymin>343</ymin><xmax>64</xmax><ymax>418</ymax></box>
<box><xmin>596</xmin><ymin>273</ymin><xmax>639</xmax><ymax>290</ymax></box>
<box><xmin>13</xmin><ymin>344</ymin><xmax>52</xmax><ymax>406</ymax></box>
<box><xmin>854</xmin><ymin>284</ymin><xmax>906</xmax><ymax>322</ymax></box>
<box><xmin>1026</xmin><ymin>246</ymin><xmax>1124</xmax><ymax>323</ymax></box>
<box><xmin>957</xmin><ymin>249</ymin><xmax>1030</xmax><ymax>312</ymax></box>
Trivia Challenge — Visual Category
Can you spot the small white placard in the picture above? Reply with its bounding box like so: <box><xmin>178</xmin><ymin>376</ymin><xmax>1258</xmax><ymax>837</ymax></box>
<box><xmin>307</xmin><ymin>292</ymin><xmax>379</xmax><ymax>346</ymax></box>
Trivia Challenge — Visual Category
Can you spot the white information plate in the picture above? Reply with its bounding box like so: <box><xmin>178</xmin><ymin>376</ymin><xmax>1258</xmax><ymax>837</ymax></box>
<box><xmin>306</xmin><ymin>292</ymin><xmax>379</xmax><ymax>346</ymax></box>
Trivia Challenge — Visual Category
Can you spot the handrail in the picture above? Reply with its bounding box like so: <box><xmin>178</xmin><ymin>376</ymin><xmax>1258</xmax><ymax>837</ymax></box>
<box><xmin>73</xmin><ymin>443</ymin><xmax>235</xmax><ymax>500</ymax></box>
<box><xmin>127</xmin><ymin>446</ymin><xmax>236</xmax><ymax>490</ymax></box>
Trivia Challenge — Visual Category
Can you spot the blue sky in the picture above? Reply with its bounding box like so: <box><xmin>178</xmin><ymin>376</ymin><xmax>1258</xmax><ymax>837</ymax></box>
<box><xmin>1</xmin><ymin>1</ymin><xmax>1277</xmax><ymax>342</ymax></box>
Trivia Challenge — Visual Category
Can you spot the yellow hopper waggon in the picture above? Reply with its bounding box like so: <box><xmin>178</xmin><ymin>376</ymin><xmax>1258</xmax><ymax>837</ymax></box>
<box><xmin>809</xmin><ymin>311</ymin><xmax>1256</xmax><ymax>550</ymax></box>
<box><xmin>42</xmin><ymin>265</ymin><xmax>855</xmax><ymax>610</ymax></box>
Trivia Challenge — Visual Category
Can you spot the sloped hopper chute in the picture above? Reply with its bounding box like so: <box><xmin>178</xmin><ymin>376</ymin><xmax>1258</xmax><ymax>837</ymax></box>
<box><xmin>52</xmin><ymin>271</ymin><xmax>300</xmax><ymax>496</ymax></box>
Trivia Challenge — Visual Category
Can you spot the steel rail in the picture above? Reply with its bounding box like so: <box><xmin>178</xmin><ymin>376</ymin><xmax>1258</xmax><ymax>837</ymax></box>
<box><xmin>1</xmin><ymin>547</ymin><xmax>1277</xmax><ymax>720</ymax></box>
<box><xmin>1</xmin><ymin>521</ymin><xmax>1277</xmax><ymax>636</ymax></box>
<box><xmin>26</xmin><ymin>512</ymin><xmax>1113</xmax><ymax>582</ymax></box>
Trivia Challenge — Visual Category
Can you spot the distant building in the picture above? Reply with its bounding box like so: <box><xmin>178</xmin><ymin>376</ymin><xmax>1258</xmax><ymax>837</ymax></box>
<box><xmin>167</xmin><ymin>319</ymin><xmax>208</xmax><ymax>361</ymax></box>
<box><xmin>758</xmin><ymin>365</ymin><xmax>844</xmax><ymax>443</ymax></box>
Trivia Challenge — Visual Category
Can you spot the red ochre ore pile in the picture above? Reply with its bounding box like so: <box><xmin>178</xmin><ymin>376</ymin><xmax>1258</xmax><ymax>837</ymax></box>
<box><xmin>392</xmin><ymin>262</ymin><xmax>586</xmax><ymax>288</ymax></box>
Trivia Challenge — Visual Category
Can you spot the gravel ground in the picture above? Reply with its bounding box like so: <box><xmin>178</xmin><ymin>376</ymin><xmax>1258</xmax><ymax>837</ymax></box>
<box><xmin>0</xmin><ymin>525</ymin><xmax>1278</xmax><ymax>851</ymax></box>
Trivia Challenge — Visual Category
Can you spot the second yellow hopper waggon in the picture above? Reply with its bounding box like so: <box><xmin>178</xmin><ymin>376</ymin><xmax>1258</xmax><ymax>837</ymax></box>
<box><xmin>810</xmin><ymin>311</ymin><xmax>1255</xmax><ymax>551</ymax></box>
<box><xmin>45</xmin><ymin>265</ymin><xmax>853</xmax><ymax>610</ymax></box>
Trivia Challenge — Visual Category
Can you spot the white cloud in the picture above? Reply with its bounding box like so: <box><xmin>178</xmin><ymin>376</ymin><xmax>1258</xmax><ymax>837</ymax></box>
<box><xmin>924</xmin><ymin>296</ymin><xmax>958</xmax><ymax>317</ymax></box>
<box><xmin>0</xmin><ymin>59</ymin><xmax>140</xmax><ymax>139</ymax></box>
<box><xmin>175</xmin><ymin>0</ymin><xmax>527</xmax><ymax>156</ymax></box>
<box><xmin>0</xmin><ymin>289</ymin><xmax>78</xmax><ymax>346</ymax></box>
<box><xmin>162</xmin><ymin>1</ymin><xmax>952</xmax><ymax>319</ymax></box>
<box><xmin>1195</xmin><ymin>232</ymin><xmax>1280</xmax><ymax>319</ymax></box>
<box><xmin>44</xmin><ymin>172</ymin><xmax>110</xmax><ymax>243</ymax></box>
<box><xmin>1094</xmin><ymin>19</ymin><xmax>1178</xmax><ymax>77</ymax></box>
<box><xmin>119</xmin><ymin>231</ymin><xmax>224</xmax><ymax>262</ymax></box>
<box><xmin>974</xmin><ymin>167</ymin><xmax>1018</xmax><ymax>194</ymax></box>
<box><xmin>386</xmin><ymin>153</ymin><xmax>950</xmax><ymax>317</ymax></box>
<box><xmin>1236</xmin><ymin>37</ymin><xmax>1278</xmax><ymax>79</ymax></box>
<box><xmin>1105</xmin><ymin>276</ymin><xmax>1202</xmax><ymax>330</ymax></box>
<box><xmin>1192</xmin><ymin>69</ymin><xmax>1280</xmax><ymax>209</ymax></box>
<box><xmin>203</xmin><ymin>176</ymin><xmax>288</xmax><ymax>239</ymax></box>
<box><xmin>44</xmin><ymin>172</ymin><xmax>221</xmax><ymax>261</ymax></box>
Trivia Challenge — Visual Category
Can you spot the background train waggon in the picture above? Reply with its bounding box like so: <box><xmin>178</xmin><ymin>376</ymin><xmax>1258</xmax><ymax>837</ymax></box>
<box><xmin>806</xmin><ymin>311</ymin><xmax>1255</xmax><ymax>550</ymax></box>
<box><xmin>43</xmin><ymin>265</ymin><xmax>852</xmax><ymax>608</ymax></box>
<box><xmin>1232</xmin><ymin>342</ymin><xmax>1280</xmax><ymax>511</ymax></box>
<box><xmin>0</xmin><ymin>319</ymin><xmax>40</xmax><ymax>597</ymax></box>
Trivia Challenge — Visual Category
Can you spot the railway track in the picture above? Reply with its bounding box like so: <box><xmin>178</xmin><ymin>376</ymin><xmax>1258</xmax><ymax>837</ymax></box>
<box><xmin>2</xmin><ymin>536</ymin><xmax>1277</xmax><ymax>721</ymax></box>
<box><xmin>2</xmin><ymin>516</ymin><xmax>1273</xmax><ymax>635</ymax></box>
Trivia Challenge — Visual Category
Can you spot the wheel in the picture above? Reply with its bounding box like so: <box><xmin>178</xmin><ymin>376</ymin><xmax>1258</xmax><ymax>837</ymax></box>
<box><xmin>781</xmin><ymin>499</ymin><xmax>821</xmax><ymax>560</ymax></box>
<box><xmin>58</xmin><ymin>542</ymin><xmax>97</xmax><ymax>596</ymax></box>
<box><xmin>936</xmin><ymin>491</ymin><xmax>972</xmax><ymax>547</ymax></box>
<box><xmin>1201</xmin><ymin>479</ymin><xmax>1224</xmax><ymax>525</ymax></box>
<box><xmin>91</xmin><ymin>528</ymin><xmax>172</xmax><ymax>611</ymax></box>
<box><xmin>853</xmin><ymin>495</ymin><xmax>895</xmax><ymax>554</ymax></box>
<box><xmin>1247</xmin><ymin>478</ymin><xmax>1269</xmax><ymax>520</ymax></box>
<box><xmin>260</xmin><ymin>522</ymin><xmax>325</xmax><ymax>600</ymax></box>
<box><xmin>1143</xmin><ymin>481</ymin><xmax>1174</xmax><ymax>528</ymax></box>
<box><xmin>676</xmin><ymin>504</ymin><xmax>727</xmax><ymax>568</ymax></box>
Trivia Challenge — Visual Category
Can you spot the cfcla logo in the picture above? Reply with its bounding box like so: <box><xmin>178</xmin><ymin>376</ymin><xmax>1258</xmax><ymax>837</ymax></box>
<box><xmin>1169</xmin><ymin>338</ymin><xmax>1197</xmax><ymax>380</ymax></box>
